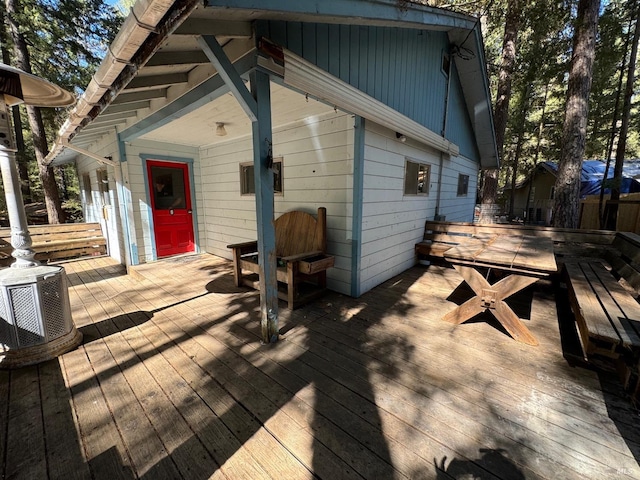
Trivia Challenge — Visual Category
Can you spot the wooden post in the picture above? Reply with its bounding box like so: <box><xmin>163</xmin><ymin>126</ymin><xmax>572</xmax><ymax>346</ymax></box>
<box><xmin>251</xmin><ymin>69</ymin><xmax>279</xmax><ymax>343</ymax></box>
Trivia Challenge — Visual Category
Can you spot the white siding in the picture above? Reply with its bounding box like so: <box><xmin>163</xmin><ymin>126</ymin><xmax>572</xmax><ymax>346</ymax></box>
<box><xmin>74</xmin><ymin>133</ymin><xmax>126</xmax><ymax>264</ymax></box>
<box><xmin>199</xmin><ymin>111</ymin><xmax>354</xmax><ymax>296</ymax></box>
<box><xmin>359</xmin><ymin>122</ymin><xmax>479</xmax><ymax>294</ymax></box>
<box><xmin>437</xmin><ymin>153</ymin><xmax>479</xmax><ymax>222</ymax></box>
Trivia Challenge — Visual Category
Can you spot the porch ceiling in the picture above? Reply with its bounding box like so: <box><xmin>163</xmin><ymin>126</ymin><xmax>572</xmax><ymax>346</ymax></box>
<box><xmin>138</xmin><ymin>82</ymin><xmax>337</xmax><ymax>147</ymax></box>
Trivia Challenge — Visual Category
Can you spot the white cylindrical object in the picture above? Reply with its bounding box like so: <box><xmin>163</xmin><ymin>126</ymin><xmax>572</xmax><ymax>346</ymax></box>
<box><xmin>0</xmin><ymin>99</ymin><xmax>38</xmax><ymax>267</ymax></box>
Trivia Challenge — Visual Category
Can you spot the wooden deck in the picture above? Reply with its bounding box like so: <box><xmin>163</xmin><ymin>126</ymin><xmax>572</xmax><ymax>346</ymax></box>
<box><xmin>1</xmin><ymin>254</ymin><xmax>640</xmax><ymax>479</ymax></box>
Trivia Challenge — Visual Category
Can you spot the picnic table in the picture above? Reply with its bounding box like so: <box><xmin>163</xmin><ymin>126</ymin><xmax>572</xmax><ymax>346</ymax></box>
<box><xmin>443</xmin><ymin>234</ymin><xmax>557</xmax><ymax>346</ymax></box>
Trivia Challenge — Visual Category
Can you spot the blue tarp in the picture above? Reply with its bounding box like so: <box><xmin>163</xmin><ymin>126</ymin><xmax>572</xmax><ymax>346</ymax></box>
<box><xmin>542</xmin><ymin>160</ymin><xmax>640</xmax><ymax>197</ymax></box>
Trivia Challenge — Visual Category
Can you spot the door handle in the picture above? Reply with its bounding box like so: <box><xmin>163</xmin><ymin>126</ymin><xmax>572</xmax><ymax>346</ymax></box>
<box><xmin>169</xmin><ymin>209</ymin><xmax>174</xmax><ymax>215</ymax></box>
<box><xmin>188</xmin><ymin>210</ymin><xmax>192</xmax><ymax>214</ymax></box>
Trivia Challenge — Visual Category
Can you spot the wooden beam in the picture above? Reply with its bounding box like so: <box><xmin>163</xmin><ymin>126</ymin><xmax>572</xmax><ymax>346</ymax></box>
<box><xmin>118</xmin><ymin>54</ymin><xmax>257</xmax><ymax>142</ymax></box>
<box><xmin>102</xmin><ymin>101</ymin><xmax>150</xmax><ymax>115</ymax></box>
<box><xmin>197</xmin><ymin>35</ymin><xmax>257</xmax><ymax>122</ymax></box>
<box><xmin>81</xmin><ymin>118</ymin><xmax>129</xmax><ymax>131</ymax></box>
<box><xmin>124</xmin><ymin>73</ymin><xmax>188</xmax><ymax>90</ymax></box>
<box><xmin>96</xmin><ymin>110</ymin><xmax>139</xmax><ymax>122</ymax></box>
<box><xmin>111</xmin><ymin>89</ymin><xmax>167</xmax><ymax>105</ymax></box>
<box><xmin>145</xmin><ymin>50</ymin><xmax>210</xmax><ymax>67</ymax></box>
<box><xmin>174</xmin><ymin>19</ymin><xmax>252</xmax><ymax>37</ymax></box>
<box><xmin>251</xmin><ymin>69</ymin><xmax>278</xmax><ymax>343</ymax></box>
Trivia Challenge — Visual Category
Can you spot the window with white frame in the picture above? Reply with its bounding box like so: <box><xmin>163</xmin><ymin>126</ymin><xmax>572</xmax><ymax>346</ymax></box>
<box><xmin>457</xmin><ymin>174</ymin><xmax>469</xmax><ymax>196</ymax></box>
<box><xmin>404</xmin><ymin>158</ymin><xmax>430</xmax><ymax>195</ymax></box>
<box><xmin>240</xmin><ymin>158</ymin><xmax>283</xmax><ymax>195</ymax></box>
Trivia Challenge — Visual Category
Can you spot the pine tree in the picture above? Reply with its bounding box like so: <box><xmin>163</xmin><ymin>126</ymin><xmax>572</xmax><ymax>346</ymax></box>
<box><xmin>606</xmin><ymin>2</ymin><xmax>640</xmax><ymax>230</ymax></box>
<box><xmin>553</xmin><ymin>0</ymin><xmax>601</xmax><ymax>228</ymax></box>
<box><xmin>2</xmin><ymin>0</ymin><xmax>121</xmax><ymax>223</ymax></box>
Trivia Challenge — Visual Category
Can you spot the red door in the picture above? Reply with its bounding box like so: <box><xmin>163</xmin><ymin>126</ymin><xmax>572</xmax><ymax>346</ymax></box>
<box><xmin>147</xmin><ymin>160</ymin><xmax>194</xmax><ymax>257</ymax></box>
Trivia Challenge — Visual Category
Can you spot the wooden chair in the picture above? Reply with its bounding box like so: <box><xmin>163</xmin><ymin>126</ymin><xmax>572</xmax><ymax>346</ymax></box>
<box><xmin>227</xmin><ymin>207</ymin><xmax>335</xmax><ymax>308</ymax></box>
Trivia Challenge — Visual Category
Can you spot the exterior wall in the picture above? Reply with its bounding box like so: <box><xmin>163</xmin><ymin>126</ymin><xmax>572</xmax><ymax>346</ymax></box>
<box><xmin>447</xmin><ymin>62</ymin><xmax>480</xmax><ymax>162</ymax></box>
<box><xmin>436</xmin><ymin>153</ymin><xmax>479</xmax><ymax>223</ymax></box>
<box><xmin>200</xmin><ymin>110</ymin><xmax>354</xmax><ymax>296</ymax></box>
<box><xmin>264</xmin><ymin>21</ymin><xmax>474</xmax><ymax>151</ymax></box>
<box><xmin>359</xmin><ymin>122</ymin><xmax>479</xmax><ymax>293</ymax></box>
<box><xmin>512</xmin><ymin>172</ymin><xmax>556</xmax><ymax>224</ymax></box>
<box><xmin>74</xmin><ymin>133</ymin><xmax>125</xmax><ymax>264</ymax></box>
<box><xmin>121</xmin><ymin>139</ymin><xmax>201</xmax><ymax>263</ymax></box>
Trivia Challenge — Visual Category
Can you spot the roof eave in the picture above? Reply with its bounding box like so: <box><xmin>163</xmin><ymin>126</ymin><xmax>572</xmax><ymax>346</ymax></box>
<box><xmin>205</xmin><ymin>0</ymin><xmax>477</xmax><ymax>31</ymax></box>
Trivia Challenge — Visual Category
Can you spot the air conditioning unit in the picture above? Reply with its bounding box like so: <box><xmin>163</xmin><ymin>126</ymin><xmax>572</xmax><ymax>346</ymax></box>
<box><xmin>0</xmin><ymin>266</ymin><xmax>81</xmax><ymax>368</ymax></box>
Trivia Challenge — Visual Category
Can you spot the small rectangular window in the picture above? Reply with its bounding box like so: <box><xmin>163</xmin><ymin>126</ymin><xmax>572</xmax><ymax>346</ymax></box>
<box><xmin>457</xmin><ymin>174</ymin><xmax>469</xmax><ymax>196</ymax></box>
<box><xmin>240</xmin><ymin>158</ymin><xmax>283</xmax><ymax>195</ymax></box>
<box><xmin>404</xmin><ymin>158</ymin><xmax>430</xmax><ymax>196</ymax></box>
<box><xmin>82</xmin><ymin>173</ymin><xmax>92</xmax><ymax>205</ymax></box>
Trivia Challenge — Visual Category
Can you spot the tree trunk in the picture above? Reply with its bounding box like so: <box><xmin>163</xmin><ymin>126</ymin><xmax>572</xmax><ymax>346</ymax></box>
<box><xmin>509</xmin><ymin>128</ymin><xmax>525</xmax><ymax>218</ymax></box>
<box><xmin>0</xmin><ymin>9</ymin><xmax>30</xmax><ymax>202</ymax></box>
<box><xmin>481</xmin><ymin>169</ymin><xmax>498</xmax><ymax>204</ymax></box>
<box><xmin>552</xmin><ymin>0</ymin><xmax>600</xmax><ymax>228</ymax></box>
<box><xmin>605</xmin><ymin>5</ymin><xmax>640</xmax><ymax>230</ymax></box>
<box><xmin>483</xmin><ymin>0</ymin><xmax>521</xmax><ymax>205</ymax></box>
<box><xmin>599</xmin><ymin>19</ymin><xmax>629</xmax><ymax>228</ymax></box>
<box><xmin>5</xmin><ymin>0</ymin><xmax>65</xmax><ymax>223</ymax></box>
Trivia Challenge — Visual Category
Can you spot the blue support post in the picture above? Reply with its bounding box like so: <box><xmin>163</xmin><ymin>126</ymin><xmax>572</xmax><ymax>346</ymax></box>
<box><xmin>351</xmin><ymin>116</ymin><xmax>365</xmax><ymax>297</ymax></box>
<box><xmin>251</xmin><ymin>69</ymin><xmax>279</xmax><ymax>343</ymax></box>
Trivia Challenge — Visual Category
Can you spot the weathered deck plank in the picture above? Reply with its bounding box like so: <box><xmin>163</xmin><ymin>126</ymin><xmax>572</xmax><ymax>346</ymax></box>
<box><xmin>5</xmin><ymin>367</ymin><xmax>47</xmax><ymax>480</ymax></box>
<box><xmin>39</xmin><ymin>358</ymin><xmax>91</xmax><ymax>480</ymax></box>
<box><xmin>2</xmin><ymin>254</ymin><xmax>640</xmax><ymax>479</ymax></box>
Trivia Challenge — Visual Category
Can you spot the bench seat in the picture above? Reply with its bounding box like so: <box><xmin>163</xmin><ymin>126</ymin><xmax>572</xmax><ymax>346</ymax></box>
<box><xmin>0</xmin><ymin>223</ymin><xmax>107</xmax><ymax>266</ymax></box>
<box><xmin>564</xmin><ymin>260</ymin><xmax>640</xmax><ymax>359</ymax></box>
<box><xmin>415</xmin><ymin>220</ymin><xmax>616</xmax><ymax>265</ymax></box>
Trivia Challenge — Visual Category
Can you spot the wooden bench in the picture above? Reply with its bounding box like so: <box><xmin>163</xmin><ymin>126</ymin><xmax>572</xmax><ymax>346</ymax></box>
<box><xmin>417</xmin><ymin>220</ymin><xmax>640</xmax><ymax>403</ymax></box>
<box><xmin>0</xmin><ymin>222</ymin><xmax>107</xmax><ymax>267</ymax></box>
<box><xmin>227</xmin><ymin>207</ymin><xmax>335</xmax><ymax>309</ymax></box>
<box><xmin>416</xmin><ymin>220</ymin><xmax>616</xmax><ymax>266</ymax></box>
<box><xmin>564</xmin><ymin>260</ymin><xmax>640</xmax><ymax>359</ymax></box>
<box><xmin>564</xmin><ymin>254</ymin><xmax>640</xmax><ymax>405</ymax></box>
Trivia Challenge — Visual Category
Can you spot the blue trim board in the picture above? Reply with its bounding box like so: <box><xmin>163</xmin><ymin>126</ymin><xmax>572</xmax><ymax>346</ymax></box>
<box><xmin>140</xmin><ymin>154</ymin><xmax>197</xmax><ymax>261</ymax></box>
<box><xmin>250</xmin><ymin>69</ymin><xmax>279</xmax><ymax>343</ymax></box>
<box><xmin>351</xmin><ymin>116</ymin><xmax>365</xmax><ymax>298</ymax></box>
<box><xmin>187</xmin><ymin>162</ymin><xmax>200</xmax><ymax>255</ymax></box>
<box><xmin>198</xmin><ymin>36</ymin><xmax>258</xmax><ymax>121</ymax></box>
<box><xmin>140</xmin><ymin>158</ymin><xmax>157</xmax><ymax>261</ymax></box>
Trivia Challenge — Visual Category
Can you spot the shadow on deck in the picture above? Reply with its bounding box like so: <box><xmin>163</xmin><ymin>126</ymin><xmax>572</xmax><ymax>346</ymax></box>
<box><xmin>1</xmin><ymin>254</ymin><xmax>639</xmax><ymax>479</ymax></box>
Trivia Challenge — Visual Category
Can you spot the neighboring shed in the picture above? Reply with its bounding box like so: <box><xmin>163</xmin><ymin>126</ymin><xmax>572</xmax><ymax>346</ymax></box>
<box><xmin>45</xmin><ymin>0</ymin><xmax>498</xmax><ymax>340</ymax></box>
<box><xmin>508</xmin><ymin>160</ymin><xmax>640</xmax><ymax>225</ymax></box>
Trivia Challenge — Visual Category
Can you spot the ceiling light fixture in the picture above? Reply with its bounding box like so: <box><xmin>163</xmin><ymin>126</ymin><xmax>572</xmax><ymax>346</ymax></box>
<box><xmin>216</xmin><ymin>122</ymin><xmax>227</xmax><ymax>136</ymax></box>
<box><xmin>396</xmin><ymin>132</ymin><xmax>407</xmax><ymax>143</ymax></box>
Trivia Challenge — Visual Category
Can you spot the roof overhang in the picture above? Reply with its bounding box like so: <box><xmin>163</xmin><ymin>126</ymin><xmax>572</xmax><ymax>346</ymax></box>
<box><xmin>204</xmin><ymin>0</ymin><xmax>476</xmax><ymax>30</ymax></box>
<box><xmin>46</xmin><ymin>0</ymin><xmax>497</xmax><ymax>167</ymax></box>
<box><xmin>447</xmin><ymin>27</ymin><xmax>498</xmax><ymax>168</ymax></box>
